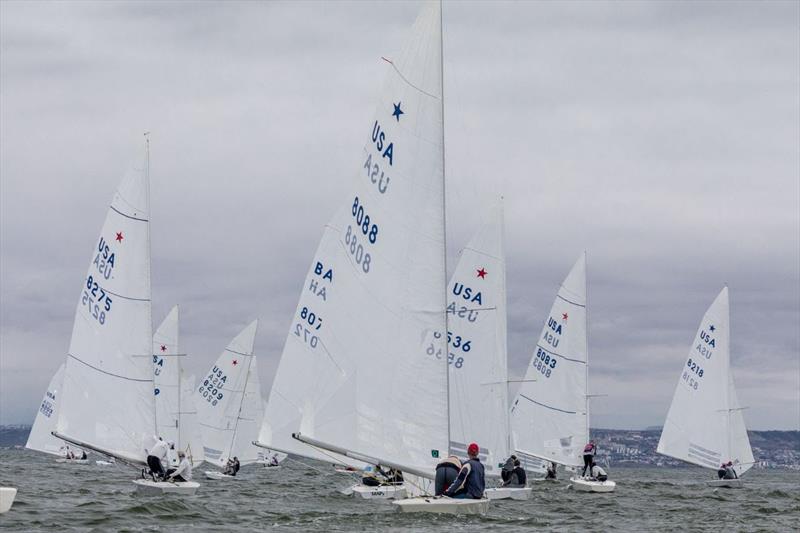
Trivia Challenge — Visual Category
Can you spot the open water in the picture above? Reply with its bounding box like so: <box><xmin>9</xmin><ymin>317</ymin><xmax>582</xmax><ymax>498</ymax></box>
<box><xmin>1</xmin><ymin>449</ymin><xmax>798</xmax><ymax>532</ymax></box>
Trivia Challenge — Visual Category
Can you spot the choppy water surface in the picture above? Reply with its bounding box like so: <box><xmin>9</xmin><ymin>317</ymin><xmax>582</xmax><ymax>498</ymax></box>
<box><xmin>1</xmin><ymin>449</ymin><xmax>798</xmax><ymax>532</ymax></box>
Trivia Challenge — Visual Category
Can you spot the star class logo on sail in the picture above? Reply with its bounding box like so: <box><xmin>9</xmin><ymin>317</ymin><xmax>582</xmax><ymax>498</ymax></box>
<box><xmin>363</xmin><ymin>101</ymin><xmax>402</xmax><ymax>194</ymax></box>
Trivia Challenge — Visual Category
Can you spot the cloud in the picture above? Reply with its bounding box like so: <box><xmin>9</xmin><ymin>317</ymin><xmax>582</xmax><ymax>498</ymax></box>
<box><xmin>1</xmin><ymin>0</ymin><xmax>797</xmax><ymax>431</ymax></box>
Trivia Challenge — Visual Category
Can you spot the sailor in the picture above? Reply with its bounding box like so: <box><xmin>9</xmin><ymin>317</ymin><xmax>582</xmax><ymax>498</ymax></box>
<box><xmin>723</xmin><ymin>461</ymin><xmax>738</xmax><ymax>480</ymax></box>
<box><xmin>63</xmin><ymin>446</ymin><xmax>75</xmax><ymax>460</ymax></box>
<box><xmin>717</xmin><ymin>463</ymin><xmax>727</xmax><ymax>479</ymax></box>
<box><xmin>545</xmin><ymin>462</ymin><xmax>557</xmax><ymax>480</ymax></box>
<box><xmin>268</xmin><ymin>454</ymin><xmax>279</xmax><ymax>467</ymax></box>
<box><xmin>79</xmin><ymin>450</ymin><xmax>87</xmax><ymax>460</ymax></box>
<box><xmin>443</xmin><ymin>442</ymin><xmax>485</xmax><ymax>499</ymax></box>
<box><xmin>223</xmin><ymin>457</ymin><xmax>240</xmax><ymax>476</ymax></box>
<box><xmin>434</xmin><ymin>455</ymin><xmax>462</xmax><ymax>496</ymax></box>
<box><xmin>147</xmin><ymin>437</ymin><xmax>169</xmax><ymax>481</ymax></box>
<box><xmin>589</xmin><ymin>462</ymin><xmax>608</xmax><ymax>482</ymax></box>
<box><xmin>167</xmin><ymin>451</ymin><xmax>193</xmax><ymax>482</ymax></box>
<box><xmin>501</xmin><ymin>458</ymin><xmax>527</xmax><ymax>487</ymax></box>
<box><xmin>581</xmin><ymin>440</ymin><xmax>597</xmax><ymax>477</ymax></box>
<box><xmin>361</xmin><ymin>468</ymin><xmax>382</xmax><ymax>487</ymax></box>
<box><xmin>500</xmin><ymin>455</ymin><xmax>516</xmax><ymax>483</ymax></box>
<box><xmin>384</xmin><ymin>468</ymin><xmax>404</xmax><ymax>485</ymax></box>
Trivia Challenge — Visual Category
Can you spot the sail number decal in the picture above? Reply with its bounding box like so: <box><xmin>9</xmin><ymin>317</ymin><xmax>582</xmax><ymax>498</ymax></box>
<box><xmin>82</xmin><ymin>275</ymin><xmax>112</xmax><ymax>325</ymax></box>
<box><xmin>682</xmin><ymin>357</ymin><xmax>704</xmax><ymax>390</ymax></box>
<box><xmin>39</xmin><ymin>393</ymin><xmax>55</xmax><ymax>418</ymax></box>
<box><xmin>294</xmin><ymin>324</ymin><xmax>319</xmax><ymax>349</ymax></box>
<box><xmin>299</xmin><ymin>306</ymin><xmax>322</xmax><ymax>331</ymax></box>
<box><xmin>426</xmin><ymin>331</ymin><xmax>469</xmax><ymax>369</ymax></box>
<box><xmin>93</xmin><ymin>237</ymin><xmax>117</xmax><ymax>280</ymax></box>
<box><xmin>344</xmin><ymin>226</ymin><xmax>372</xmax><ymax>273</ymax></box>
<box><xmin>198</xmin><ymin>366</ymin><xmax>226</xmax><ymax>406</ymax></box>
<box><xmin>351</xmin><ymin>197</ymin><xmax>379</xmax><ymax>244</ymax></box>
<box><xmin>533</xmin><ymin>347</ymin><xmax>557</xmax><ymax>378</ymax></box>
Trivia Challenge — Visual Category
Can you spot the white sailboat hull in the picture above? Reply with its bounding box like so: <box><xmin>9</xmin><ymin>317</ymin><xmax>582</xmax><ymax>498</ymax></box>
<box><xmin>706</xmin><ymin>478</ymin><xmax>744</xmax><ymax>489</ymax></box>
<box><xmin>95</xmin><ymin>460</ymin><xmax>115</xmax><ymax>466</ymax></box>
<box><xmin>570</xmin><ymin>477</ymin><xmax>616</xmax><ymax>493</ymax></box>
<box><xmin>204</xmin><ymin>471</ymin><xmax>236</xmax><ymax>481</ymax></box>
<box><xmin>484</xmin><ymin>487</ymin><xmax>532</xmax><ymax>500</ymax></box>
<box><xmin>132</xmin><ymin>479</ymin><xmax>200</xmax><ymax>495</ymax></box>
<box><xmin>55</xmin><ymin>458</ymin><xmax>89</xmax><ymax>465</ymax></box>
<box><xmin>392</xmin><ymin>496</ymin><xmax>490</xmax><ymax>515</ymax></box>
<box><xmin>351</xmin><ymin>484</ymin><xmax>406</xmax><ymax>500</ymax></box>
<box><xmin>0</xmin><ymin>487</ymin><xmax>17</xmax><ymax>514</ymax></box>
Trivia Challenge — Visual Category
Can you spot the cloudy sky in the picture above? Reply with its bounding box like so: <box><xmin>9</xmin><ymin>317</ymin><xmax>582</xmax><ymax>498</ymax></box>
<box><xmin>1</xmin><ymin>0</ymin><xmax>798</xmax><ymax>430</ymax></box>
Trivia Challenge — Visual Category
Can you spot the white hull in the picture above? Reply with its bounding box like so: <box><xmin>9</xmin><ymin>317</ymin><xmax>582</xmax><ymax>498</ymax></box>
<box><xmin>204</xmin><ymin>471</ymin><xmax>236</xmax><ymax>480</ymax></box>
<box><xmin>392</xmin><ymin>496</ymin><xmax>490</xmax><ymax>515</ymax></box>
<box><xmin>335</xmin><ymin>468</ymin><xmax>361</xmax><ymax>474</ymax></box>
<box><xmin>95</xmin><ymin>460</ymin><xmax>115</xmax><ymax>466</ymax></box>
<box><xmin>56</xmin><ymin>458</ymin><xmax>89</xmax><ymax>465</ymax></box>
<box><xmin>570</xmin><ymin>477</ymin><xmax>616</xmax><ymax>493</ymax></box>
<box><xmin>484</xmin><ymin>487</ymin><xmax>532</xmax><ymax>500</ymax></box>
<box><xmin>707</xmin><ymin>478</ymin><xmax>744</xmax><ymax>489</ymax></box>
<box><xmin>351</xmin><ymin>484</ymin><xmax>406</xmax><ymax>500</ymax></box>
<box><xmin>132</xmin><ymin>479</ymin><xmax>200</xmax><ymax>495</ymax></box>
<box><xmin>0</xmin><ymin>487</ymin><xmax>17</xmax><ymax>514</ymax></box>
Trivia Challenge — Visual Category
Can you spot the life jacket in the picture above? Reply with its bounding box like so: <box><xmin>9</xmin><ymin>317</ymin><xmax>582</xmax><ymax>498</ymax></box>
<box><xmin>583</xmin><ymin>443</ymin><xmax>595</xmax><ymax>454</ymax></box>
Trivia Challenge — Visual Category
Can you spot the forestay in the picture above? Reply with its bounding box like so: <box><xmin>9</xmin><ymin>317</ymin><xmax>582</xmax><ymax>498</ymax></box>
<box><xmin>510</xmin><ymin>255</ymin><xmax>587</xmax><ymax>468</ymax></box>
<box><xmin>26</xmin><ymin>365</ymin><xmax>83</xmax><ymax>457</ymax></box>
<box><xmin>261</xmin><ymin>0</ymin><xmax>448</xmax><ymax>476</ymax></box>
<box><xmin>56</xmin><ymin>151</ymin><xmax>155</xmax><ymax>465</ymax></box>
<box><xmin>657</xmin><ymin>287</ymin><xmax>754</xmax><ymax>475</ymax></box>
<box><xmin>198</xmin><ymin>321</ymin><xmax>263</xmax><ymax>467</ymax></box>
<box><xmin>446</xmin><ymin>203</ymin><xmax>509</xmax><ymax>475</ymax></box>
<box><xmin>153</xmin><ymin>306</ymin><xmax>205</xmax><ymax>463</ymax></box>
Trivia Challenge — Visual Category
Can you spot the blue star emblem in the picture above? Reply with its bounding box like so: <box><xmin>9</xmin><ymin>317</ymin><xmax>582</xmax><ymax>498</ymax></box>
<box><xmin>392</xmin><ymin>101</ymin><xmax>404</xmax><ymax>121</ymax></box>
<box><xmin>709</xmin><ymin>325</ymin><xmax>716</xmax><ymax>332</ymax></box>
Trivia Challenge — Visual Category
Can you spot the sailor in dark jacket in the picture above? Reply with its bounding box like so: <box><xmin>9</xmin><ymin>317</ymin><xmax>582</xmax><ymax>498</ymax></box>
<box><xmin>435</xmin><ymin>455</ymin><xmax>462</xmax><ymax>495</ymax></box>
<box><xmin>444</xmin><ymin>442</ymin><xmax>485</xmax><ymax>499</ymax></box>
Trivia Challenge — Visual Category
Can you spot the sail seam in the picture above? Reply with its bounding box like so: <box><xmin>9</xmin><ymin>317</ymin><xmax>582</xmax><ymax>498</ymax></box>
<box><xmin>556</xmin><ymin>294</ymin><xmax>585</xmax><ymax>308</ymax></box>
<box><xmin>518</xmin><ymin>394</ymin><xmax>576</xmax><ymax>414</ymax></box>
<box><xmin>535</xmin><ymin>343</ymin><xmax>585</xmax><ymax>364</ymax></box>
<box><xmin>67</xmin><ymin>353</ymin><xmax>152</xmax><ymax>382</ymax></box>
<box><xmin>381</xmin><ymin>57</ymin><xmax>439</xmax><ymax>99</ymax></box>
<box><xmin>109</xmin><ymin>205</ymin><xmax>148</xmax><ymax>222</ymax></box>
<box><xmin>103</xmin><ymin>288</ymin><xmax>150</xmax><ymax>302</ymax></box>
<box><xmin>226</xmin><ymin>348</ymin><xmax>253</xmax><ymax>357</ymax></box>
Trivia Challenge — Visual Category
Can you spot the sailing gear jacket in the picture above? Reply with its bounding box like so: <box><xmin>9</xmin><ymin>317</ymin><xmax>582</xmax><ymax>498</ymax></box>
<box><xmin>444</xmin><ymin>457</ymin><xmax>485</xmax><ymax>499</ymax></box>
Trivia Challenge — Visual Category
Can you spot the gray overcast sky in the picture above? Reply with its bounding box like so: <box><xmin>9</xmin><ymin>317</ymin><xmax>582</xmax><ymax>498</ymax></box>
<box><xmin>1</xmin><ymin>1</ymin><xmax>798</xmax><ymax>430</ymax></box>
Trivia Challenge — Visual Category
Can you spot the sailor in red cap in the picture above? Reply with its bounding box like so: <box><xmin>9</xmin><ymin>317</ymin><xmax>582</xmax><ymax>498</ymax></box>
<box><xmin>443</xmin><ymin>442</ymin><xmax>485</xmax><ymax>499</ymax></box>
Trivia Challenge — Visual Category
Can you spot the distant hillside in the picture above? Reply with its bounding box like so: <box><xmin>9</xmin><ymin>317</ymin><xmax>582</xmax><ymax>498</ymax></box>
<box><xmin>0</xmin><ymin>425</ymin><xmax>31</xmax><ymax>447</ymax></box>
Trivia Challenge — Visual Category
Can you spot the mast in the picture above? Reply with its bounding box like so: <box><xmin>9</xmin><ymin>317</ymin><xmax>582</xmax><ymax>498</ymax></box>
<box><xmin>144</xmin><ymin>131</ymin><xmax>156</xmax><ymax>438</ymax></box>
<box><xmin>439</xmin><ymin>0</ymin><xmax>450</xmax><ymax>453</ymax></box>
<box><xmin>584</xmin><ymin>250</ymin><xmax>590</xmax><ymax>443</ymax></box>
<box><xmin>725</xmin><ymin>284</ymin><xmax>731</xmax><ymax>463</ymax></box>
<box><xmin>176</xmin><ymin>305</ymin><xmax>182</xmax><ymax>451</ymax></box>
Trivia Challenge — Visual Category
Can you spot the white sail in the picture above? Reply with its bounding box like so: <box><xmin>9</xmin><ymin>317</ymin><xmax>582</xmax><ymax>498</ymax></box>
<box><xmin>657</xmin><ymin>287</ymin><xmax>754</xmax><ymax>475</ymax></box>
<box><xmin>153</xmin><ymin>306</ymin><xmax>205</xmax><ymax>464</ymax></box>
<box><xmin>198</xmin><ymin>320</ymin><xmax>263</xmax><ymax>467</ymax></box>
<box><xmin>446</xmin><ymin>203</ymin><xmax>509</xmax><ymax>474</ymax></box>
<box><xmin>261</xmin><ymin>0</ymin><xmax>448</xmax><ymax>475</ymax></box>
<box><xmin>510</xmin><ymin>255</ymin><xmax>587</xmax><ymax>468</ymax></box>
<box><xmin>56</xmin><ymin>149</ymin><xmax>155</xmax><ymax>465</ymax></box>
<box><xmin>26</xmin><ymin>365</ymin><xmax>83</xmax><ymax>457</ymax></box>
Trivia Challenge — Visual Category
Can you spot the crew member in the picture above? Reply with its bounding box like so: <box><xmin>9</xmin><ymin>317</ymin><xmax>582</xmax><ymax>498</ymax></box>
<box><xmin>444</xmin><ymin>442</ymin><xmax>485</xmax><ymax>499</ymax></box>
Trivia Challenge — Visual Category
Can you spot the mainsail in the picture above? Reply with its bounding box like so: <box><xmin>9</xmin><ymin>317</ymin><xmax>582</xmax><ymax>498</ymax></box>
<box><xmin>26</xmin><ymin>365</ymin><xmax>82</xmax><ymax>457</ymax></box>
<box><xmin>198</xmin><ymin>320</ymin><xmax>263</xmax><ymax>467</ymax></box>
<box><xmin>446</xmin><ymin>203</ymin><xmax>509</xmax><ymax>475</ymax></box>
<box><xmin>510</xmin><ymin>255</ymin><xmax>588</xmax><ymax>468</ymax></box>
<box><xmin>261</xmin><ymin>0</ymin><xmax>448</xmax><ymax>477</ymax></box>
<box><xmin>153</xmin><ymin>305</ymin><xmax>205</xmax><ymax>463</ymax></box>
<box><xmin>657</xmin><ymin>287</ymin><xmax>754</xmax><ymax>475</ymax></box>
<box><xmin>55</xmin><ymin>147</ymin><xmax>155</xmax><ymax>465</ymax></box>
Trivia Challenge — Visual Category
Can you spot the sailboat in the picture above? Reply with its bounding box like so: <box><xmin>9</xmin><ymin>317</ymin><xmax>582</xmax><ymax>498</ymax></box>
<box><xmin>52</xmin><ymin>140</ymin><xmax>199</xmax><ymax>495</ymax></box>
<box><xmin>510</xmin><ymin>254</ymin><xmax>616</xmax><ymax>493</ymax></box>
<box><xmin>444</xmin><ymin>204</ymin><xmax>528</xmax><ymax>501</ymax></box>
<box><xmin>657</xmin><ymin>287</ymin><xmax>754</xmax><ymax>488</ymax></box>
<box><xmin>153</xmin><ymin>305</ymin><xmax>205</xmax><ymax>466</ymax></box>
<box><xmin>281</xmin><ymin>1</ymin><xmax>487</xmax><ymax>515</ymax></box>
<box><xmin>198</xmin><ymin>320</ymin><xmax>265</xmax><ymax>480</ymax></box>
<box><xmin>26</xmin><ymin>364</ymin><xmax>88</xmax><ymax>464</ymax></box>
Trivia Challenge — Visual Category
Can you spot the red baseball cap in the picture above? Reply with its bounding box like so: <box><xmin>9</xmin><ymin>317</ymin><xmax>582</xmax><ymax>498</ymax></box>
<box><xmin>467</xmin><ymin>442</ymin><xmax>479</xmax><ymax>455</ymax></box>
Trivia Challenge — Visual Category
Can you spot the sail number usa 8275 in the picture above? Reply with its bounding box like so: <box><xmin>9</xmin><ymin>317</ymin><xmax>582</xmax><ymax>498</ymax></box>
<box><xmin>82</xmin><ymin>275</ymin><xmax>113</xmax><ymax>325</ymax></box>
